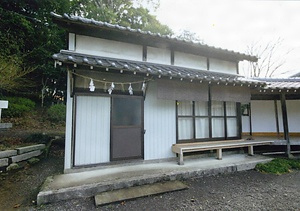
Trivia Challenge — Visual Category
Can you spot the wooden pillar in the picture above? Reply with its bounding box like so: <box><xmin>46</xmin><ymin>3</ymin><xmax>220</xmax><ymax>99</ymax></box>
<box><xmin>280</xmin><ymin>93</ymin><xmax>291</xmax><ymax>157</ymax></box>
<box><xmin>249</xmin><ymin>103</ymin><xmax>253</xmax><ymax>137</ymax></box>
<box><xmin>274</xmin><ymin>100</ymin><xmax>280</xmax><ymax>138</ymax></box>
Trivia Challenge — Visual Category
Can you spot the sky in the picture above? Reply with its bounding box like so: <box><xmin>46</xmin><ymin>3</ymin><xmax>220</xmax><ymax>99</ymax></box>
<box><xmin>153</xmin><ymin>0</ymin><xmax>300</xmax><ymax>77</ymax></box>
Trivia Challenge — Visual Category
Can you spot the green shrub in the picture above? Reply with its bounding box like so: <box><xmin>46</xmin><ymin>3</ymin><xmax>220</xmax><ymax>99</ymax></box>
<box><xmin>47</xmin><ymin>104</ymin><xmax>66</xmax><ymax>122</ymax></box>
<box><xmin>1</xmin><ymin>97</ymin><xmax>35</xmax><ymax>117</ymax></box>
<box><xmin>256</xmin><ymin>158</ymin><xmax>300</xmax><ymax>174</ymax></box>
<box><xmin>24</xmin><ymin>133</ymin><xmax>52</xmax><ymax>144</ymax></box>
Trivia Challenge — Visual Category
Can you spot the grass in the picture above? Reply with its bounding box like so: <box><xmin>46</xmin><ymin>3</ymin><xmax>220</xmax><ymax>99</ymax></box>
<box><xmin>256</xmin><ymin>158</ymin><xmax>300</xmax><ymax>174</ymax></box>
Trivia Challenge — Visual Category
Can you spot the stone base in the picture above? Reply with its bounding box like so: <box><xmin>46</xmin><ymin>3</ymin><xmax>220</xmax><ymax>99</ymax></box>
<box><xmin>0</xmin><ymin>123</ymin><xmax>12</xmax><ymax>129</ymax></box>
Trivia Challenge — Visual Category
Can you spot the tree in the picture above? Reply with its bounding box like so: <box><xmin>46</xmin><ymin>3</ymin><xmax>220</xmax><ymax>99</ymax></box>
<box><xmin>0</xmin><ymin>0</ymin><xmax>76</xmax><ymax>105</ymax></box>
<box><xmin>242</xmin><ymin>38</ymin><xmax>291</xmax><ymax>78</ymax></box>
<box><xmin>0</xmin><ymin>56</ymin><xmax>35</xmax><ymax>94</ymax></box>
<box><xmin>71</xmin><ymin>0</ymin><xmax>173</xmax><ymax>35</ymax></box>
<box><xmin>176</xmin><ymin>30</ymin><xmax>205</xmax><ymax>43</ymax></box>
<box><xmin>0</xmin><ymin>0</ymin><xmax>172</xmax><ymax>105</ymax></box>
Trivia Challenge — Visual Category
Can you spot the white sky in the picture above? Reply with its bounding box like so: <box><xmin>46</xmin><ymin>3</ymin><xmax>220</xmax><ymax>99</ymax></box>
<box><xmin>154</xmin><ymin>0</ymin><xmax>300</xmax><ymax>77</ymax></box>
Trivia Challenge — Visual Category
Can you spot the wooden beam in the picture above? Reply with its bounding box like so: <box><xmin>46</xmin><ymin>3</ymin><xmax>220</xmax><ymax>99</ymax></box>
<box><xmin>280</xmin><ymin>93</ymin><xmax>291</xmax><ymax>157</ymax></box>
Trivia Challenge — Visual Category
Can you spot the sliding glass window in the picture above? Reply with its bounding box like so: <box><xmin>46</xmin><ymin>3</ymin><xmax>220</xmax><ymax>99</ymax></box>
<box><xmin>177</xmin><ymin>100</ymin><xmax>240</xmax><ymax>143</ymax></box>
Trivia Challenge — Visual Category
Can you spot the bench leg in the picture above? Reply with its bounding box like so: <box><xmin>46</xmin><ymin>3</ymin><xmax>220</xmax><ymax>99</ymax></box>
<box><xmin>248</xmin><ymin>146</ymin><xmax>254</xmax><ymax>156</ymax></box>
<box><xmin>216</xmin><ymin>149</ymin><xmax>222</xmax><ymax>160</ymax></box>
<box><xmin>179</xmin><ymin>152</ymin><xmax>184</xmax><ymax>165</ymax></box>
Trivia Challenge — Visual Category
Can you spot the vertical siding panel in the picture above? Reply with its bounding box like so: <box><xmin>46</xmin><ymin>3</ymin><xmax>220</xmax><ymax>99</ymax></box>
<box><xmin>64</xmin><ymin>72</ymin><xmax>73</xmax><ymax>170</ymax></box>
<box><xmin>74</xmin><ymin>96</ymin><xmax>110</xmax><ymax>166</ymax></box>
<box><xmin>251</xmin><ymin>100</ymin><xmax>277</xmax><ymax>133</ymax></box>
<box><xmin>144</xmin><ymin>81</ymin><xmax>176</xmax><ymax>160</ymax></box>
<box><xmin>287</xmin><ymin>100</ymin><xmax>300</xmax><ymax>133</ymax></box>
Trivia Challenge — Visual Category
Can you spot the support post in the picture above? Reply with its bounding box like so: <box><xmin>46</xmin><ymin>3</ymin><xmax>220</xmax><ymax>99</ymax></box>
<box><xmin>248</xmin><ymin>145</ymin><xmax>254</xmax><ymax>156</ymax></box>
<box><xmin>179</xmin><ymin>151</ymin><xmax>184</xmax><ymax>165</ymax></box>
<box><xmin>280</xmin><ymin>93</ymin><xmax>291</xmax><ymax>158</ymax></box>
<box><xmin>216</xmin><ymin>149</ymin><xmax>222</xmax><ymax>160</ymax></box>
<box><xmin>274</xmin><ymin>100</ymin><xmax>280</xmax><ymax>138</ymax></box>
<box><xmin>249</xmin><ymin>103</ymin><xmax>253</xmax><ymax>137</ymax></box>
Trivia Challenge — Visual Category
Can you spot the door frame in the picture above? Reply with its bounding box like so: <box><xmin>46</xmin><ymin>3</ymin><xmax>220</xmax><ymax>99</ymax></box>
<box><xmin>110</xmin><ymin>95</ymin><xmax>144</xmax><ymax>161</ymax></box>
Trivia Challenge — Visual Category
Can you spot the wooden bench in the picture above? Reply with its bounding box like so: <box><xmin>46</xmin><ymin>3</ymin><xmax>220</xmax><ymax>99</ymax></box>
<box><xmin>171</xmin><ymin>139</ymin><xmax>274</xmax><ymax>165</ymax></box>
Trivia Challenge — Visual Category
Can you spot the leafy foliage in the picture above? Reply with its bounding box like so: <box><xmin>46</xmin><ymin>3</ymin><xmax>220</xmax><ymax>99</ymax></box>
<box><xmin>47</xmin><ymin>104</ymin><xmax>66</xmax><ymax>123</ymax></box>
<box><xmin>69</xmin><ymin>0</ymin><xmax>172</xmax><ymax>35</ymax></box>
<box><xmin>256</xmin><ymin>158</ymin><xmax>300</xmax><ymax>174</ymax></box>
<box><xmin>0</xmin><ymin>0</ymin><xmax>172</xmax><ymax>105</ymax></box>
<box><xmin>0</xmin><ymin>56</ymin><xmax>35</xmax><ymax>93</ymax></box>
<box><xmin>176</xmin><ymin>30</ymin><xmax>205</xmax><ymax>43</ymax></box>
<box><xmin>1</xmin><ymin>97</ymin><xmax>35</xmax><ymax>118</ymax></box>
<box><xmin>0</xmin><ymin>0</ymin><xmax>70</xmax><ymax>102</ymax></box>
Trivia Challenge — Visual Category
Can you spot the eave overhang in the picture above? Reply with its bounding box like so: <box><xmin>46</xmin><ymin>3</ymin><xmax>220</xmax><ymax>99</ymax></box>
<box><xmin>252</xmin><ymin>78</ymin><xmax>300</xmax><ymax>95</ymax></box>
<box><xmin>53</xmin><ymin>50</ymin><xmax>265</xmax><ymax>88</ymax></box>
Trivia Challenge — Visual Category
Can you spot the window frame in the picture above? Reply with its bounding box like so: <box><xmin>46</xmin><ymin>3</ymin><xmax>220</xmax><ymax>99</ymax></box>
<box><xmin>176</xmin><ymin>100</ymin><xmax>241</xmax><ymax>143</ymax></box>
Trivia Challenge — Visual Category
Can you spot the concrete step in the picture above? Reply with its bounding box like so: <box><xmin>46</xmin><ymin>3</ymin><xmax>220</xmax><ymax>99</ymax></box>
<box><xmin>95</xmin><ymin>180</ymin><xmax>188</xmax><ymax>206</ymax></box>
<box><xmin>37</xmin><ymin>154</ymin><xmax>273</xmax><ymax>205</ymax></box>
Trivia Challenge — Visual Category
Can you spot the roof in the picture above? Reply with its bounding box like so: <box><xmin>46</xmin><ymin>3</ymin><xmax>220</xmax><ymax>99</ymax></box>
<box><xmin>53</xmin><ymin>50</ymin><xmax>264</xmax><ymax>87</ymax></box>
<box><xmin>254</xmin><ymin>78</ymin><xmax>300</xmax><ymax>92</ymax></box>
<box><xmin>51</xmin><ymin>12</ymin><xmax>258</xmax><ymax>62</ymax></box>
<box><xmin>289</xmin><ymin>72</ymin><xmax>300</xmax><ymax>78</ymax></box>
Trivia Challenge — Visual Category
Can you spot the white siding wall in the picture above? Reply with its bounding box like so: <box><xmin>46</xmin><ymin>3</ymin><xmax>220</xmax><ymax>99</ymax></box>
<box><xmin>243</xmin><ymin>100</ymin><xmax>300</xmax><ymax>134</ymax></box>
<box><xmin>276</xmin><ymin>101</ymin><xmax>283</xmax><ymax>133</ymax></box>
<box><xmin>74</xmin><ymin>96</ymin><xmax>110</xmax><ymax>166</ymax></box>
<box><xmin>174</xmin><ymin>51</ymin><xmax>207</xmax><ymax>70</ymax></box>
<box><xmin>242</xmin><ymin>116</ymin><xmax>250</xmax><ymax>133</ymax></box>
<box><xmin>278</xmin><ymin>100</ymin><xmax>300</xmax><ymax>133</ymax></box>
<box><xmin>68</xmin><ymin>33</ymin><xmax>75</xmax><ymax>51</ymax></box>
<box><xmin>76</xmin><ymin>35</ymin><xmax>143</xmax><ymax>61</ymax></box>
<box><xmin>250</xmin><ymin>100</ymin><xmax>277</xmax><ymax>132</ymax></box>
<box><xmin>144</xmin><ymin>81</ymin><xmax>176</xmax><ymax>160</ymax></box>
<box><xmin>287</xmin><ymin>100</ymin><xmax>300</xmax><ymax>132</ymax></box>
<box><xmin>147</xmin><ymin>46</ymin><xmax>171</xmax><ymax>65</ymax></box>
<box><xmin>64</xmin><ymin>71</ymin><xmax>73</xmax><ymax>170</ymax></box>
<box><xmin>209</xmin><ymin>58</ymin><xmax>237</xmax><ymax>74</ymax></box>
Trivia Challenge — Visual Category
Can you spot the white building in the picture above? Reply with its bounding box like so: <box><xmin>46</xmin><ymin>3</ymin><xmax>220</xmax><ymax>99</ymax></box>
<box><xmin>52</xmin><ymin>13</ymin><xmax>266</xmax><ymax>171</ymax></box>
<box><xmin>242</xmin><ymin>78</ymin><xmax>300</xmax><ymax>155</ymax></box>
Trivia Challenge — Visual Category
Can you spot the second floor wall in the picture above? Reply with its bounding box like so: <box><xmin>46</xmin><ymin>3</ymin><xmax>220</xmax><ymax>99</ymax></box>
<box><xmin>69</xmin><ymin>33</ymin><xmax>239</xmax><ymax>75</ymax></box>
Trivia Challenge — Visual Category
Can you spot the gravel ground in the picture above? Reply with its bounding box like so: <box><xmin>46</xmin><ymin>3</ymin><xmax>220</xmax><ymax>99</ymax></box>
<box><xmin>0</xmin><ymin>147</ymin><xmax>299</xmax><ymax>211</ymax></box>
<box><xmin>31</xmin><ymin>170</ymin><xmax>300</xmax><ymax>211</ymax></box>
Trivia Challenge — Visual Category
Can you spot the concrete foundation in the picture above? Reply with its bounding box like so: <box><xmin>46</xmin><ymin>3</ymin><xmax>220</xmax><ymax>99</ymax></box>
<box><xmin>37</xmin><ymin>154</ymin><xmax>273</xmax><ymax>205</ymax></box>
<box><xmin>16</xmin><ymin>144</ymin><xmax>45</xmax><ymax>154</ymax></box>
<box><xmin>0</xmin><ymin>150</ymin><xmax>17</xmax><ymax>159</ymax></box>
<box><xmin>0</xmin><ymin>158</ymin><xmax>9</xmax><ymax>167</ymax></box>
<box><xmin>10</xmin><ymin>150</ymin><xmax>42</xmax><ymax>163</ymax></box>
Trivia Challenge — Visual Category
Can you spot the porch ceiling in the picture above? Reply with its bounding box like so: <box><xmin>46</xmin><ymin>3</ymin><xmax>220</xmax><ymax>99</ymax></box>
<box><xmin>53</xmin><ymin>50</ymin><xmax>265</xmax><ymax>87</ymax></box>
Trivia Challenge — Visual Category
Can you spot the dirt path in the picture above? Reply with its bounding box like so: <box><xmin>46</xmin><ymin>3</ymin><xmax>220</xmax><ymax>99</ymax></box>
<box><xmin>1</xmin><ymin>148</ymin><xmax>299</xmax><ymax>210</ymax></box>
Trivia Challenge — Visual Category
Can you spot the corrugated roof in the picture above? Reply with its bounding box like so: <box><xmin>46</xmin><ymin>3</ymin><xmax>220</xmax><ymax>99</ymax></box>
<box><xmin>53</xmin><ymin>50</ymin><xmax>264</xmax><ymax>86</ymax></box>
<box><xmin>50</xmin><ymin>12</ymin><xmax>258</xmax><ymax>62</ymax></box>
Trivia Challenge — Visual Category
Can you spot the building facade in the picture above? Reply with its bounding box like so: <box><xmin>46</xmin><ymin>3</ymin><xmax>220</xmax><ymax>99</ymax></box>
<box><xmin>51</xmin><ymin>13</ymin><xmax>264</xmax><ymax>171</ymax></box>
